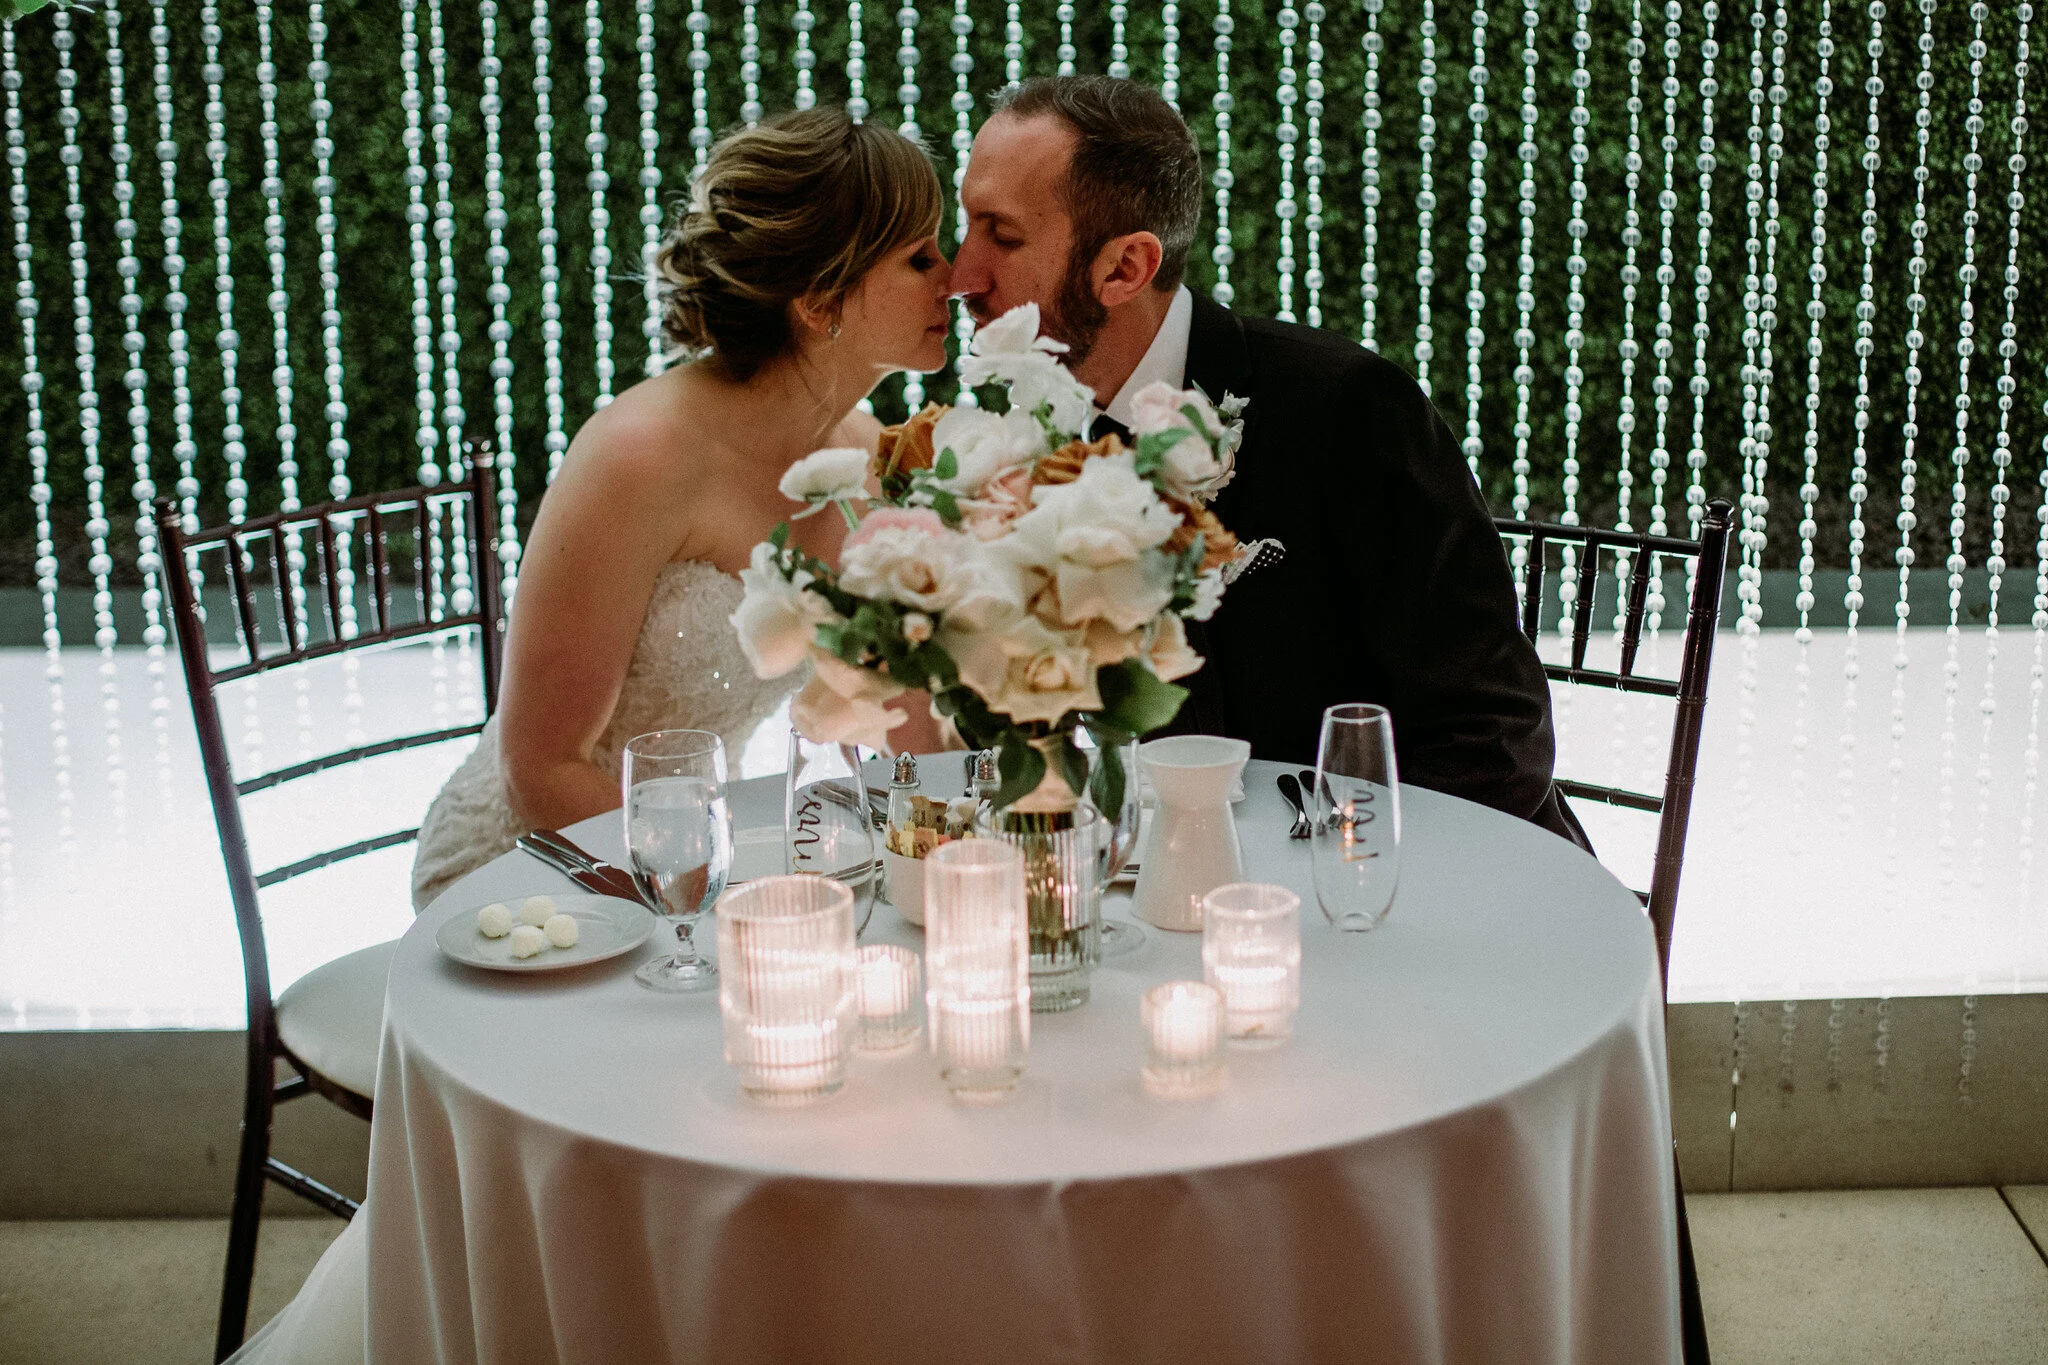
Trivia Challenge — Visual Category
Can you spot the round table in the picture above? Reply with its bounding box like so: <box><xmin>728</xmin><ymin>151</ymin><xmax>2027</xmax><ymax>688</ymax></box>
<box><xmin>364</xmin><ymin>759</ymin><xmax>1680</xmax><ymax>1364</ymax></box>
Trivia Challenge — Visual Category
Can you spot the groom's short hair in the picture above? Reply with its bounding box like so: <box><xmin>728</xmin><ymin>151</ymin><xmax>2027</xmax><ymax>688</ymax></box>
<box><xmin>991</xmin><ymin>76</ymin><xmax>1202</xmax><ymax>293</ymax></box>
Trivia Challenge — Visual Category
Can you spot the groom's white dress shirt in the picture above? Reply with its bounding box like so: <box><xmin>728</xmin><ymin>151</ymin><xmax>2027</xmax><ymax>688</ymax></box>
<box><xmin>1098</xmin><ymin>284</ymin><xmax>1194</xmax><ymax>430</ymax></box>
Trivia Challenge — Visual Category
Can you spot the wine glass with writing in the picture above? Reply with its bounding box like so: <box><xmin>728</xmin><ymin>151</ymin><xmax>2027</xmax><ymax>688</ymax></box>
<box><xmin>625</xmin><ymin>730</ymin><xmax>731</xmax><ymax>992</ymax></box>
<box><xmin>1309</xmin><ymin>704</ymin><xmax>1402</xmax><ymax>931</ymax></box>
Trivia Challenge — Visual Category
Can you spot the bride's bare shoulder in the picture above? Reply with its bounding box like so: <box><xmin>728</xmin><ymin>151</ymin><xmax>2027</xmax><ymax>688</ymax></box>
<box><xmin>555</xmin><ymin>368</ymin><xmax>721</xmax><ymax>493</ymax></box>
<box><xmin>830</xmin><ymin>407</ymin><xmax>884</xmax><ymax>452</ymax></box>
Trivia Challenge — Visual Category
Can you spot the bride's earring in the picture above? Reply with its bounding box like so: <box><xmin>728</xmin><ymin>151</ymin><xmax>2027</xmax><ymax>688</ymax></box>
<box><xmin>828</xmin><ymin>321</ymin><xmax>842</xmax><ymax>340</ymax></box>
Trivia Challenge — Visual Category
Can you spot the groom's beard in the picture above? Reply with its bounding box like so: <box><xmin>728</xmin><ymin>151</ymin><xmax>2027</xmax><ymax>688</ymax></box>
<box><xmin>1041</xmin><ymin>248</ymin><xmax>1110</xmax><ymax>368</ymax></box>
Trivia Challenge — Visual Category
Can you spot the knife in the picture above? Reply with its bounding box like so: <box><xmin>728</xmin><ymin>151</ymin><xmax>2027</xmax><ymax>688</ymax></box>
<box><xmin>518</xmin><ymin>830</ymin><xmax>654</xmax><ymax>908</ymax></box>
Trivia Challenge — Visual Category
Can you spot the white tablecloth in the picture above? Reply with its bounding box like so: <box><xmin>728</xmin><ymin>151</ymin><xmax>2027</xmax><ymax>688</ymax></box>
<box><xmin>363</xmin><ymin>760</ymin><xmax>1679</xmax><ymax>1363</ymax></box>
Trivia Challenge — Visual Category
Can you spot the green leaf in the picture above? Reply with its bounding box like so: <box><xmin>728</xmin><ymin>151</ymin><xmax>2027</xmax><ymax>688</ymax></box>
<box><xmin>930</xmin><ymin>490</ymin><xmax>962</xmax><ymax>526</ymax></box>
<box><xmin>1052</xmin><ymin>733</ymin><xmax>1091</xmax><ymax>806</ymax></box>
<box><xmin>1177</xmin><ymin>402</ymin><xmax>1222</xmax><ymax>444</ymax></box>
<box><xmin>934</xmin><ymin>447</ymin><xmax>958</xmax><ymax>481</ymax></box>
<box><xmin>994</xmin><ymin>730</ymin><xmax>1047</xmax><ymax>809</ymax></box>
<box><xmin>1095</xmin><ymin>658</ymin><xmax>1190</xmax><ymax>737</ymax></box>
<box><xmin>911</xmin><ymin>641</ymin><xmax>959</xmax><ymax>690</ymax></box>
<box><xmin>1086</xmin><ymin>738</ymin><xmax>1127</xmax><ymax>821</ymax></box>
<box><xmin>769</xmin><ymin>521</ymin><xmax>790</xmax><ymax>551</ymax></box>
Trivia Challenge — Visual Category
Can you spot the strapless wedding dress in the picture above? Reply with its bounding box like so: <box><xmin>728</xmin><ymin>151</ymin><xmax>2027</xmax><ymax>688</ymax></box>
<box><xmin>410</xmin><ymin>557</ymin><xmax>799</xmax><ymax>909</ymax></box>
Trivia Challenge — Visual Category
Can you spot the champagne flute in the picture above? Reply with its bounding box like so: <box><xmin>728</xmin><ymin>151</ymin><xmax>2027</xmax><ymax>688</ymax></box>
<box><xmin>625</xmin><ymin>729</ymin><xmax>731</xmax><ymax>992</ymax></box>
<box><xmin>1309</xmin><ymin>703</ymin><xmax>1402</xmax><ymax>931</ymax></box>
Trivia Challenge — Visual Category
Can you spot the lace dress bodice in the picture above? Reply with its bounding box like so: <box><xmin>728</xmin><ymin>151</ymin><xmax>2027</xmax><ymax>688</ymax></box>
<box><xmin>410</xmin><ymin>558</ymin><xmax>796</xmax><ymax>909</ymax></box>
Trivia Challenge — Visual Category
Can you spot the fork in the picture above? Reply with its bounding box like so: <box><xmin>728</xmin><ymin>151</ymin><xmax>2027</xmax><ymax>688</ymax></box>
<box><xmin>1276</xmin><ymin>773</ymin><xmax>1312</xmax><ymax>839</ymax></box>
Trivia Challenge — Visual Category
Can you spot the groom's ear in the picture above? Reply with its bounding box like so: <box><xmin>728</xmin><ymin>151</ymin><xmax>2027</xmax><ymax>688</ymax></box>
<box><xmin>1092</xmin><ymin>232</ymin><xmax>1165</xmax><ymax>310</ymax></box>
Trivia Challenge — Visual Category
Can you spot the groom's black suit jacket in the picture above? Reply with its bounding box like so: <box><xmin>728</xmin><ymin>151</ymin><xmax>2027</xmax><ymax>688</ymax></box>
<box><xmin>1155</xmin><ymin>294</ymin><xmax>1585</xmax><ymax>847</ymax></box>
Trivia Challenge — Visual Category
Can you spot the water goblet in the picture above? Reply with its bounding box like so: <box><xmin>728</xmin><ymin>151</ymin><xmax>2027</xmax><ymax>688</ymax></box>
<box><xmin>1309</xmin><ymin>703</ymin><xmax>1402</xmax><ymax>931</ymax></box>
<box><xmin>1085</xmin><ymin>734</ymin><xmax>1148</xmax><ymax>957</ymax></box>
<box><xmin>625</xmin><ymin>729</ymin><xmax>732</xmax><ymax>991</ymax></box>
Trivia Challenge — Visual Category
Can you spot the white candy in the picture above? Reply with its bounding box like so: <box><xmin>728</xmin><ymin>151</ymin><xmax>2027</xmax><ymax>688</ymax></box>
<box><xmin>519</xmin><ymin>895</ymin><xmax>557</xmax><ymax>927</ymax></box>
<box><xmin>476</xmin><ymin>903</ymin><xmax>515</xmax><ymax>938</ymax></box>
<box><xmin>543</xmin><ymin>913</ymin><xmax>580</xmax><ymax>949</ymax></box>
<box><xmin>508</xmin><ymin>925</ymin><xmax>547</xmax><ymax>959</ymax></box>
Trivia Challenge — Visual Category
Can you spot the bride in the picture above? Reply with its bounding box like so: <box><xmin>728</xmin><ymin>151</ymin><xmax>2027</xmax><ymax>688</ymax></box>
<box><xmin>230</xmin><ymin>108</ymin><xmax>952</xmax><ymax>1363</ymax></box>
<box><xmin>410</xmin><ymin>106</ymin><xmax>952</xmax><ymax>911</ymax></box>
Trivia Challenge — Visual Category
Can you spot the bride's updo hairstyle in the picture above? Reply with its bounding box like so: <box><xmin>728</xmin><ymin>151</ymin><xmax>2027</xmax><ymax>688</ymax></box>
<box><xmin>655</xmin><ymin>109</ymin><xmax>943</xmax><ymax>380</ymax></box>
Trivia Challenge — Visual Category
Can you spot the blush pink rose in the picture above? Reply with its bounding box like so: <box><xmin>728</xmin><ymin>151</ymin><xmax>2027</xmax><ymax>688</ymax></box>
<box><xmin>960</xmin><ymin>464</ymin><xmax>1037</xmax><ymax>541</ymax></box>
<box><xmin>843</xmin><ymin>505</ymin><xmax>947</xmax><ymax>553</ymax></box>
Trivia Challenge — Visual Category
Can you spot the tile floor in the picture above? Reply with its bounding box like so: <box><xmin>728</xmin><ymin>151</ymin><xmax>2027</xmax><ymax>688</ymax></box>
<box><xmin>3</xmin><ymin>1188</ymin><xmax>2046</xmax><ymax>1363</ymax></box>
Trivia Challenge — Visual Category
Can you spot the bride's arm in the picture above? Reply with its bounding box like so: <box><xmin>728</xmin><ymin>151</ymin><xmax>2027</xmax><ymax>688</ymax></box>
<box><xmin>496</xmin><ymin>415</ymin><xmax>687</xmax><ymax>831</ymax></box>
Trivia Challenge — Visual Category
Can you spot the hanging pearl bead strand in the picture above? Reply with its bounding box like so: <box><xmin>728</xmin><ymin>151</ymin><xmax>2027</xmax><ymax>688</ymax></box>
<box><xmin>478</xmin><ymin>0</ymin><xmax>523</xmax><ymax>600</ymax></box>
<box><xmin>1302</xmin><ymin>4</ymin><xmax>1326</xmax><ymax>328</ymax></box>
<box><xmin>149</xmin><ymin>5</ymin><xmax>196</xmax><ymax>534</ymax></box>
<box><xmin>584</xmin><ymin>0</ymin><xmax>616</xmax><ymax>409</ymax></box>
<box><xmin>254</xmin><ymin>3</ymin><xmax>298</xmax><ymax>518</ymax></box>
<box><xmin>1886</xmin><ymin>0</ymin><xmax>1940</xmax><ymax>885</ymax></box>
<box><xmin>531</xmin><ymin>3</ymin><xmax>568</xmax><ymax>480</ymax></box>
<box><xmin>687</xmin><ymin>0</ymin><xmax>710</xmax><ymax>174</ymax></box>
<box><xmin>1004</xmin><ymin>0</ymin><xmax>1021</xmax><ymax>84</ymax></box>
<box><xmin>1838</xmin><ymin>0</ymin><xmax>1887</xmax><ymax>839</ymax></box>
<box><xmin>306</xmin><ymin>2</ymin><xmax>359</xmax><ymax>646</ymax></box>
<box><xmin>1463</xmin><ymin>1</ymin><xmax>1490</xmax><ymax>483</ymax></box>
<box><xmin>638</xmin><ymin>0</ymin><xmax>665</xmax><ymax>370</ymax></box>
<box><xmin>100</xmin><ymin>0</ymin><xmax>171</xmax><ymax>793</ymax></box>
<box><xmin>1110</xmin><ymin>2</ymin><xmax>1129</xmax><ymax>78</ymax></box>
<box><xmin>199</xmin><ymin>4</ymin><xmax>245</xmax><ymax>526</ymax></box>
<box><xmin>1509</xmin><ymin>0</ymin><xmax>1537</xmax><ymax>527</ymax></box>
<box><xmin>794</xmin><ymin>0</ymin><xmax>818</xmax><ymax>109</ymax></box>
<box><xmin>1360</xmin><ymin>0</ymin><xmax>1383</xmax><ymax>348</ymax></box>
<box><xmin>1415</xmin><ymin>0</ymin><xmax>1439</xmax><ymax>395</ymax></box>
<box><xmin>1210</xmin><ymin>0</ymin><xmax>1235</xmax><ymax>306</ymax></box>
<box><xmin>4</xmin><ymin>26</ymin><xmax>73</xmax><ymax>858</ymax></box>
<box><xmin>1560</xmin><ymin>0</ymin><xmax>1592</xmax><ymax>545</ymax></box>
<box><xmin>1275</xmin><ymin>2</ymin><xmax>1298</xmax><ymax>322</ymax></box>
<box><xmin>897</xmin><ymin>0</ymin><xmax>924</xmax><ymax>413</ymax></box>
<box><xmin>1058</xmin><ymin>2</ymin><xmax>1075</xmax><ymax>76</ymax></box>
<box><xmin>1974</xmin><ymin>6</ymin><xmax>2030</xmax><ymax>901</ymax></box>
<box><xmin>1791</xmin><ymin>0</ymin><xmax>1837</xmax><ymax>843</ymax></box>
<box><xmin>742</xmin><ymin>1</ymin><xmax>763</xmax><ymax>126</ymax></box>
<box><xmin>847</xmin><ymin>0</ymin><xmax>869</xmax><ymax>119</ymax></box>
<box><xmin>53</xmin><ymin>11</ymin><xmax>125</xmax><ymax>795</ymax></box>
<box><xmin>1647</xmin><ymin>0</ymin><xmax>1684</xmax><ymax>547</ymax></box>
<box><xmin>429</xmin><ymin>0</ymin><xmax>470</xmax><ymax>613</ymax></box>
<box><xmin>1162</xmin><ymin>2</ymin><xmax>1181</xmax><ymax>109</ymax></box>
<box><xmin>948</xmin><ymin>0</ymin><xmax>976</xmax><ymax>406</ymax></box>
<box><xmin>1614</xmin><ymin>0</ymin><xmax>1647</xmax><ymax>587</ymax></box>
<box><xmin>403</xmin><ymin>0</ymin><xmax>439</xmax><ymax>484</ymax></box>
<box><xmin>1686</xmin><ymin>4</ymin><xmax>1722</xmax><ymax>538</ymax></box>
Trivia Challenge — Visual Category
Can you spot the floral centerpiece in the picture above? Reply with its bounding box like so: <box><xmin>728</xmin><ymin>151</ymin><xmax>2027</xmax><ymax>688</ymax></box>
<box><xmin>729</xmin><ymin>302</ymin><xmax>1255</xmax><ymax>826</ymax></box>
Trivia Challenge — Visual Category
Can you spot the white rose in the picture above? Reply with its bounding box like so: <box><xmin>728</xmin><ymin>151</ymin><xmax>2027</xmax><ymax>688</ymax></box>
<box><xmin>778</xmin><ymin>446</ymin><xmax>871</xmax><ymax>506</ymax></box>
<box><xmin>1082</xmin><ymin>618</ymin><xmax>1145</xmax><ymax>667</ymax></box>
<box><xmin>729</xmin><ymin>543</ymin><xmax>838</xmax><ymax>679</ymax></box>
<box><xmin>930</xmin><ymin>405</ymin><xmax>1046</xmax><ymax>494</ymax></box>
<box><xmin>964</xmin><ymin>301</ymin><xmax>1066</xmax><ymax>359</ymax></box>
<box><xmin>1143</xmin><ymin>613</ymin><xmax>1204</xmax><ymax>682</ymax></box>
<box><xmin>956</xmin><ymin>304</ymin><xmax>1095</xmax><ymax>440</ymax></box>
<box><xmin>840</xmin><ymin>523</ymin><xmax>987</xmax><ymax>613</ymax></box>
<box><xmin>941</xmin><ymin>611</ymin><xmax>1103</xmax><ymax>726</ymax></box>
<box><xmin>790</xmin><ymin>672</ymin><xmax>907</xmax><ymax>751</ymax></box>
<box><xmin>996</xmin><ymin>453</ymin><xmax>1179</xmax><ymax>632</ymax></box>
<box><xmin>1183</xmin><ymin>568</ymin><xmax>1226</xmax><ymax>622</ymax></box>
<box><xmin>901</xmin><ymin>611</ymin><xmax>934</xmax><ymax>644</ymax></box>
<box><xmin>1127</xmin><ymin>381</ymin><xmax>1227</xmax><ymax>498</ymax></box>
<box><xmin>810</xmin><ymin>647</ymin><xmax>907</xmax><ymax>704</ymax></box>
<box><xmin>1004</xmin><ymin>359</ymin><xmax>1095</xmax><ymax>438</ymax></box>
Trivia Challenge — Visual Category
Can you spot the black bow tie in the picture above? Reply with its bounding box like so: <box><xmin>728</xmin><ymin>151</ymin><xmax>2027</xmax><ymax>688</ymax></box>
<box><xmin>1089</xmin><ymin>413</ymin><xmax>1133</xmax><ymax>446</ymax></box>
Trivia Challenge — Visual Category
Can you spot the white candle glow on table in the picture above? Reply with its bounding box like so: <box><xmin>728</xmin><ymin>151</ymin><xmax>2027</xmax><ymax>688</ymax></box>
<box><xmin>1141</xmin><ymin>981</ymin><xmax>1226</xmax><ymax>1098</ymax></box>
<box><xmin>855</xmin><ymin>944</ymin><xmax>922</xmax><ymax>1052</ymax></box>
<box><xmin>1201</xmin><ymin>883</ymin><xmax>1302</xmax><ymax>1046</ymax></box>
<box><xmin>923</xmin><ymin>840</ymin><xmax>1030</xmax><ymax>1102</ymax></box>
<box><xmin>715</xmin><ymin>875</ymin><xmax>858</xmax><ymax>1104</ymax></box>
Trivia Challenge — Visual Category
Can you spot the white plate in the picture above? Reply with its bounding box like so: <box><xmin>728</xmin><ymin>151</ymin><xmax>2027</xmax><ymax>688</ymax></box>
<box><xmin>435</xmin><ymin>893</ymin><xmax>659</xmax><ymax>973</ymax></box>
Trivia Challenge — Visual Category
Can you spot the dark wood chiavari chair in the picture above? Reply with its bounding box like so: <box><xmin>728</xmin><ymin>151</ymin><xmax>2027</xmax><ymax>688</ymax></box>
<box><xmin>154</xmin><ymin>457</ymin><xmax>504</xmax><ymax>1361</ymax></box>
<box><xmin>1494</xmin><ymin>497</ymin><xmax>1736</xmax><ymax>1365</ymax></box>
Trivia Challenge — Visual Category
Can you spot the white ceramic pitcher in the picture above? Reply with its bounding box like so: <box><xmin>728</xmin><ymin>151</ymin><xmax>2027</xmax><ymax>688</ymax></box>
<box><xmin>1131</xmin><ymin>735</ymin><xmax>1252</xmax><ymax>932</ymax></box>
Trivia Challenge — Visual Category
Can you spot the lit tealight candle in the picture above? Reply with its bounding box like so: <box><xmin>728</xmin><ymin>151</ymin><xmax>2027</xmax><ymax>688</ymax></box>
<box><xmin>1141</xmin><ymin>981</ymin><xmax>1226</xmax><ymax>1099</ymax></box>
<box><xmin>1202</xmin><ymin>883</ymin><xmax>1302</xmax><ymax>1047</ymax></box>
<box><xmin>856</xmin><ymin>944</ymin><xmax>922</xmax><ymax>1052</ymax></box>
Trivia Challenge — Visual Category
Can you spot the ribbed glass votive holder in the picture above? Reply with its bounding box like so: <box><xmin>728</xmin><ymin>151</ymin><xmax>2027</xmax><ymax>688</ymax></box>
<box><xmin>715</xmin><ymin>875</ymin><xmax>858</xmax><ymax>1104</ymax></box>
<box><xmin>1201</xmin><ymin>882</ymin><xmax>1302</xmax><ymax>1047</ymax></box>
<box><xmin>855</xmin><ymin>943</ymin><xmax>922</xmax><ymax>1052</ymax></box>
<box><xmin>923</xmin><ymin>838</ymin><xmax>1030</xmax><ymax>1103</ymax></box>
<box><xmin>1141</xmin><ymin>981</ymin><xmax>1227</xmax><ymax>1099</ymax></box>
<box><xmin>975</xmin><ymin>802</ymin><xmax>1104</xmax><ymax>1012</ymax></box>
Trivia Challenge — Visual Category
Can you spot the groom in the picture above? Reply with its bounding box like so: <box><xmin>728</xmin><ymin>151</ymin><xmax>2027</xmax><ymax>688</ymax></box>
<box><xmin>950</xmin><ymin>75</ymin><xmax>1588</xmax><ymax>848</ymax></box>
